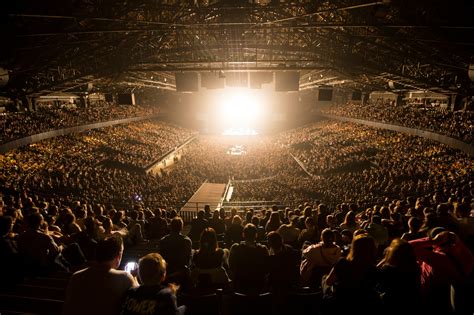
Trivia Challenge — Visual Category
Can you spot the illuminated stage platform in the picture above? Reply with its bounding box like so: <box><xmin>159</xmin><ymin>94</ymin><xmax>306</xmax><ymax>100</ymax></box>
<box><xmin>222</xmin><ymin>127</ymin><xmax>258</xmax><ymax>136</ymax></box>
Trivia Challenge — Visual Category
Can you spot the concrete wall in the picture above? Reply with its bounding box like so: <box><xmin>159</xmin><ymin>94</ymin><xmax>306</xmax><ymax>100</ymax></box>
<box><xmin>320</xmin><ymin>114</ymin><xmax>474</xmax><ymax>157</ymax></box>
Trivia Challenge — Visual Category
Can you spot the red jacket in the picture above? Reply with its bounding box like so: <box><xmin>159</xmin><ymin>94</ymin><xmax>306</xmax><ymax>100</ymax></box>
<box><xmin>410</xmin><ymin>236</ymin><xmax>473</xmax><ymax>288</ymax></box>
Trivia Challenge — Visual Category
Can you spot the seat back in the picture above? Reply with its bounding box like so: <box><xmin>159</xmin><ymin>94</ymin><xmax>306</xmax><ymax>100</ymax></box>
<box><xmin>10</xmin><ymin>284</ymin><xmax>65</xmax><ymax>300</ymax></box>
<box><xmin>230</xmin><ymin>292</ymin><xmax>272</xmax><ymax>315</ymax></box>
<box><xmin>0</xmin><ymin>294</ymin><xmax>63</xmax><ymax>315</ymax></box>
<box><xmin>288</xmin><ymin>290</ymin><xmax>322</xmax><ymax>315</ymax></box>
<box><xmin>179</xmin><ymin>292</ymin><xmax>220</xmax><ymax>315</ymax></box>
<box><xmin>25</xmin><ymin>277</ymin><xmax>69</xmax><ymax>289</ymax></box>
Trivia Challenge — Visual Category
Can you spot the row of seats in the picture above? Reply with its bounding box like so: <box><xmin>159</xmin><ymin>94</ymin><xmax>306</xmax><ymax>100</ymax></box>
<box><xmin>0</xmin><ymin>272</ymin><xmax>70</xmax><ymax>315</ymax></box>
<box><xmin>0</xmin><ymin>237</ymin><xmax>322</xmax><ymax>315</ymax></box>
<box><xmin>179</xmin><ymin>288</ymin><xmax>322</xmax><ymax>315</ymax></box>
<box><xmin>0</xmin><ymin>271</ymin><xmax>322</xmax><ymax>315</ymax></box>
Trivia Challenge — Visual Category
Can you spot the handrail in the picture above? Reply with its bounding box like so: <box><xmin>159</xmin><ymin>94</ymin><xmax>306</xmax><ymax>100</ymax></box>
<box><xmin>178</xmin><ymin>199</ymin><xmax>288</xmax><ymax>224</ymax></box>
<box><xmin>145</xmin><ymin>134</ymin><xmax>198</xmax><ymax>173</ymax></box>
<box><xmin>230</xmin><ymin>174</ymin><xmax>279</xmax><ymax>183</ymax></box>
<box><xmin>218</xmin><ymin>178</ymin><xmax>232</xmax><ymax>208</ymax></box>
<box><xmin>289</xmin><ymin>153</ymin><xmax>313</xmax><ymax>177</ymax></box>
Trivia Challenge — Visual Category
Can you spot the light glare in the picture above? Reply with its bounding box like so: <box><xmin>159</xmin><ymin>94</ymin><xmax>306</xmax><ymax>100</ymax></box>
<box><xmin>217</xmin><ymin>88</ymin><xmax>262</xmax><ymax>123</ymax></box>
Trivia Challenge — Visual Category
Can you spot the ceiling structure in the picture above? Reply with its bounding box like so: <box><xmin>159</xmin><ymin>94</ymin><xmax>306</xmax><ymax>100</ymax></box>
<box><xmin>1</xmin><ymin>0</ymin><xmax>474</xmax><ymax>98</ymax></box>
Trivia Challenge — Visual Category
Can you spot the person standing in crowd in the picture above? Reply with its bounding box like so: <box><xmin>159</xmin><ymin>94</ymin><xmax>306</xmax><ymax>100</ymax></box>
<box><xmin>63</xmin><ymin>236</ymin><xmax>137</xmax><ymax>315</ymax></box>
<box><xmin>339</xmin><ymin>211</ymin><xmax>360</xmax><ymax>234</ymax></box>
<box><xmin>225</xmin><ymin>215</ymin><xmax>244</xmax><ymax>246</ymax></box>
<box><xmin>277</xmin><ymin>215</ymin><xmax>300</xmax><ymax>247</ymax></box>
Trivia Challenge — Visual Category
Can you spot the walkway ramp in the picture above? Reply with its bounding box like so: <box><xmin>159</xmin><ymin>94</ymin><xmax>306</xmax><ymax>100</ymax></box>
<box><xmin>179</xmin><ymin>182</ymin><xmax>226</xmax><ymax>223</ymax></box>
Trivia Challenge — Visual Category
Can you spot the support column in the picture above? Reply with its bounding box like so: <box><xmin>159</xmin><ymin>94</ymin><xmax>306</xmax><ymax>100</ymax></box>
<box><xmin>449</xmin><ymin>94</ymin><xmax>462</xmax><ymax>111</ymax></box>
<box><xmin>396</xmin><ymin>94</ymin><xmax>403</xmax><ymax>107</ymax></box>
<box><xmin>362</xmin><ymin>92</ymin><xmax>369</xmax><ymax>105</ymax></box>
<box><xmin>79</xmin><ymin>96</ymin><xmax>87</xmax><ymax>108</ymax></box>
<box><xmin>13</xmin><ymin>99</ymin><xmax>22</xmax><ymax>112</ymax></box>
<box><xmin>22</xmin><ymin>97</ymin><xmax>34</xmax><ymax>112</ymax></box>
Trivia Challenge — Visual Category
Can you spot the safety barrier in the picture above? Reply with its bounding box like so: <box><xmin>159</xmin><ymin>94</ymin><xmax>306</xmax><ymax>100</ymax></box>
<box><xmin>145</xmin><ymin>134</ymin><xmax>198</xmax><ymax>174</ymax></box>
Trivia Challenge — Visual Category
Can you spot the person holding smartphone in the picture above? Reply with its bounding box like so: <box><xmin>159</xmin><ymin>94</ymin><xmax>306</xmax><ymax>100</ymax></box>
<box><xmin>63</xmin><ymin>236</ymin><xmax>138</xmax><ymax>315</ymax></box>
<box><xmin>121</xmin><ymin>253</ymin><xmax>184</xmax><ymax>315</ymax></box>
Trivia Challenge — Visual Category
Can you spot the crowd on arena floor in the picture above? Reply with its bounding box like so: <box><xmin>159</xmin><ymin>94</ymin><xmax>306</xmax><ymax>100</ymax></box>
<box><xmin>0</xmin><ymin>117</ymin><xmax>473</xmax><ymax>314</ymax></box>
<box><xmin>322</xmin><ymin>101</ymin><xmax>474</xmax><ymax>144</ymax></box>
<box><xmin>0</xmin><ymin>102</ymin><xmax>159</xmax><ymax>144</ymax></box>
<box><xmin>176</xmin><ymin>136</ymin><xmax>295</xmax><ymax>182</ymax></box>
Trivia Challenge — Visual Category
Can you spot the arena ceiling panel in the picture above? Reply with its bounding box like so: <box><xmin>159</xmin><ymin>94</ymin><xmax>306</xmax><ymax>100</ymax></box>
<box><xmin>1</xmin><ymin>0</ymin><xmax>473</xmax><ymax>97</ymax></box>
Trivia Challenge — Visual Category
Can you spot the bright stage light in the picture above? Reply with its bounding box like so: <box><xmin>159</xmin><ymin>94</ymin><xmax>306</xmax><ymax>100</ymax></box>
<box><xmin>216</xmin><ymin>88</ymin><xmax>263</xmax><ymax>123</ymax></box>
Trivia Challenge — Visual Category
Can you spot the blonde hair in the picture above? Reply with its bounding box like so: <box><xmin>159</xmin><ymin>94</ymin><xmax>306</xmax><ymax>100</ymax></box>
<box><xmin>138</xmin><ymin>253</ymin><xmax>167</xmax><ymax>285</ymax></box>
<box><xmin>232</xmin><ymin>215</ymin><xmax>242</xmax><ymax>225</ymax></box>
<box><xmin>382</xmin><ymin>238</ymin><xmax>419</xmax><ymax>273</ymax></box>
<box><xmin>347</xmin><ymin>234</ymin><xmax>376</xmax><ymax>266</ymax></box>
